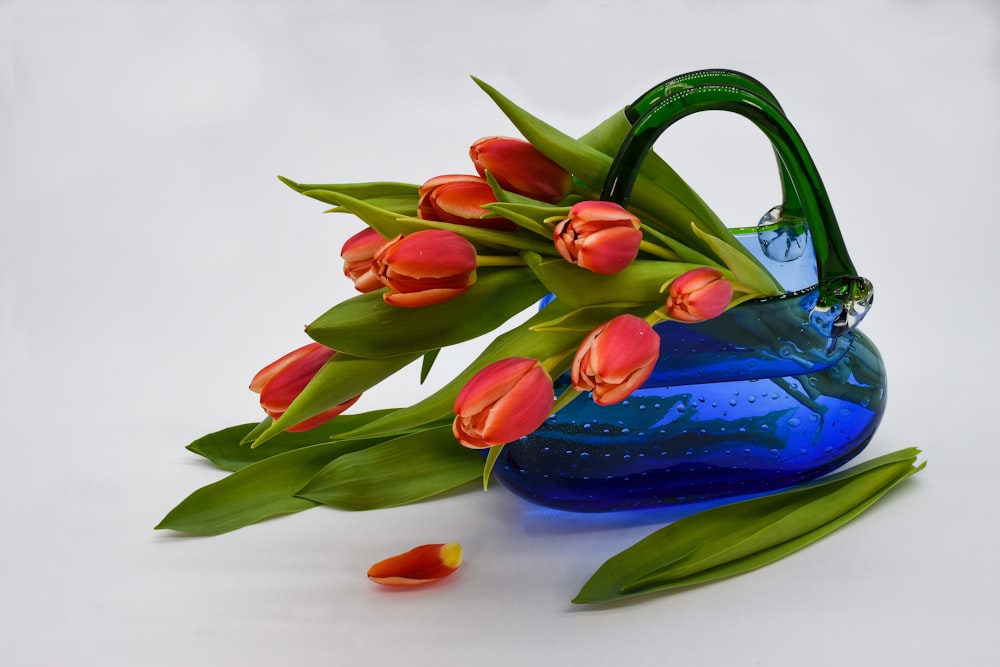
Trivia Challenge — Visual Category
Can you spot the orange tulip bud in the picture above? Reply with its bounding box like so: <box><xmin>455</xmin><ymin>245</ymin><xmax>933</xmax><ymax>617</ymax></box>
<box><xmin>249</xmin><ymin>342</ymin><xmax>361</xmax><ymax>431</ymax></box>
<box><xmin>664</xmin><ymin>267</ymin><xmax>733</xmax><ymax>322</ymax></box>
<box><xmin>367</xmin><ymin>542</ymin><xmax>463</xmax><ymax>586</ymax></box>
<box><xmin>341</xmin><ymin>227</ymin><xmax>387</xmax><ymax>293</ymax></box>
<box><xmin>417</xmin><ymin>174</ymin><xmax>515</xmax><ymax>231</ymax></box>
<box><xmin>553</xmin><ymin>200</ymin><xmax>643</xmax><ymax>274</ymax></box>
<box><xmin>470</xmin><ymin>136</ymin><xmax>572</xmax><ymax>203</ymax></box>
<box><xmin>453</xmin><ymin>357</ymin><xmax>554</xmax><ymax>449</ymax></box>
<box><xmin>572</xmin><ymin>315</ymin><xmax>660</xmax><ymax>406</ymax></box>
<box><xmin>373</xmin><ymin>229</ymin><xmax>478</xmax><ymax>307</ymax></box>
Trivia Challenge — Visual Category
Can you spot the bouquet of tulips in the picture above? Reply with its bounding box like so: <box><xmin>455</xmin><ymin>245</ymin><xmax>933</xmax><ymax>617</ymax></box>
<box><xmin>158</xmin><ymin>77</ymin><xmax>921</xmax><ymax>601</ymax></box>
<box><xmin>157</xmin><ymin>75</ymin><xmax>802</xmax><ymax>529</ymax></box>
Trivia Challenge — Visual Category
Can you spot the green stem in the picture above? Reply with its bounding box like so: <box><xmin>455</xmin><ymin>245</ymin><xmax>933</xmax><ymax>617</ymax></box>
<box><xmin>551</xmin><ymin>385</ymin><xmax>583</xmax><ymax>414</ymax></box>
<box><xmin>638</xmin><ymin>238</ymin><xmax>680</xmax><ymax>262</ymax></box>
<box><xmin>477</xmin><ymin>255</ymin><xmax>528</xmax><ymax>267</ymax></box>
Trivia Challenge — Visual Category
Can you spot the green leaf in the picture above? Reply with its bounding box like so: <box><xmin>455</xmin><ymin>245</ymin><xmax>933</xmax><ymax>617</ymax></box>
<box><xmin>296</xmin><ymin>426</ymin><xmax>483</xmax><ymax>510</ymax></box>
<box><xmin>524</xmin><ymin>253</ymin><xmax>701</xmax><ymax>309</ymax></box>
<box><xmin>299</xmin><ymin>189</ymin><xmax>422</xmax><ymax>238</ymax></box>
<box><xmin>253</xmin><ymin>351</ymin><xmax>422</xmax><ymax>447</ymax></box>
<box><xmin>279</xmin><ymin>176</ymin><xmax>419</xmax><ymax>200</ymax></box>
<box><xmin>573</xmin><ymin>448</ymin><xmax>924</xmax><ymax>604</ymax></box>
<box><xmin>188</xmin><ymin>410</ymin><xmax>399</xmax><ymax>471</ymax></box>
<box><xmin>528</xmin><ymin>304</ymin><xmax>654</xmax><ymax>333</ymax></box>
<box><xmin>306</xmin><ymin>267</ymin><xmax>549</xmax><ymax>358</ymax></box>
<box><xmin>156</xmin><ymin>439</ymin><xmax>382</xmax><ymax>535</ymax></box>
<box><xmin>304</xmin><ymin>189</ymin><xmax>556</xmax><ymax>255</ymax></box>
<box><xmin>326</xmin><ymin>195</ymin><xmax>417</xmax><ymax>216</ymax></box>
<box><xmin>331</xmin><ymin>299</ymin><xmax>586</xmax><ymax>439</ymax></box>
<box><xmin>482</xmin><ymin>201</ymin><xmax>565</xmax><ymax>238</ymax></box>
<box><xmin>419</xmin><ymin>349</ymin><xmax>440</xmax><ymax>384</ymax></box>
<box><xmin>690</xmin><ymin>224</ymin><xmax>780</xmax><ymax>295</ymax></box>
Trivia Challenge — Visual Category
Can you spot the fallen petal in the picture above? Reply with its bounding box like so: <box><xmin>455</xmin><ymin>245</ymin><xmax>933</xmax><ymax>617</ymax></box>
<box><xmin>367</xmin><ymin>542</ymin><xmax>463</xmax><ymax>586</ymax></box>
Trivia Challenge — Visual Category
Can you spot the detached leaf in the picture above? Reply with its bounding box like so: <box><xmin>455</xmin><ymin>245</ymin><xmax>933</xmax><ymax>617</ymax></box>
<box><xmin>297</xmin><ymin>426</ymin><xmax>482</xmax><ymax>510</ymax></box>
<box><xmin>156</xmin><ymin>439</ymin><xmax>382</xmax><ymax>535</ymax></box>
<box><xmin>574</xmin><ymin>448</ymin><xmax>924</xmax><ymax>604</ymax></box>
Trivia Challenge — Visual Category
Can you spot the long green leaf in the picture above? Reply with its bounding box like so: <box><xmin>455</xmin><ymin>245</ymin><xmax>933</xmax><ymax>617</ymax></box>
<box><xmin>524</xmin><ymin>253</ymin><xmax>704</xmax><ymax>309</ymax></box>
<box><xmin>573</xmin><ymin>448</ymin><xmax>924</xmax><ymax>603</ymax></box>
<box><xmin>187</xmin><ymin>410</ymin><xmax>398</xmax><ymax>471</ymax></box>
<box><xmin>279</xmin><ymin>176</ymin><xmax>418</xmax><ymax>200</ymax></box>
<box><xmin>306</xmin><ymin>268</ymin><xmax>549</xmax><ymax>358</ymax></box>
<box><xmin>156</xmin><ymin>439</ymin><xmax>381</xmax><ymax>535</ymax></box>
<box><xmin>296</xmin><ymin>425</ymin><xmax>483</xmax><ymax>510</ymax></box>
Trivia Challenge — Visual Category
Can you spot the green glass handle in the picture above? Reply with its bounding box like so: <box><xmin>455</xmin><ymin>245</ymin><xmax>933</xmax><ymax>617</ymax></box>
<box><xmin>624</xmin><ymin>69</ymin><xmax>800</xmax><ymax>219</ymax></box>
<box><xmin>602</xmin><ymin>79</ymin><xmax>872</xmax><ymax>336</ymax></box>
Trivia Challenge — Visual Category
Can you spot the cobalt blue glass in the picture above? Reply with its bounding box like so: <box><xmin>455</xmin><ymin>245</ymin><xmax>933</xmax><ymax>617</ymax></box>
<box><xmin>490</xmin><ymin>70</ymin><xmax>886</xmax><ymax>512</ymax></box>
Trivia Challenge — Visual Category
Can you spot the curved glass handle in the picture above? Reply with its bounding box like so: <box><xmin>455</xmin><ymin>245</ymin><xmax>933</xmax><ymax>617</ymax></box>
<box><xmin>625</xmin><ymin>69</ymin><xmax>802</xmax><ymax>222</ymax></box>
<box><xmin>602</xmin><ymin>82</ymin><xmax>872</xmax><ymax>336</ymax></box>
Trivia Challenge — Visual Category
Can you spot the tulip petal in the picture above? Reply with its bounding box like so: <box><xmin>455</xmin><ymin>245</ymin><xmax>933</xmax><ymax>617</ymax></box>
<box><xmin>367</xmin><ymin>542</ymin><xmax>463</xmax><ymax>586</ymax></box>
<box><xmin>576</xmin><ymin>226</ymin><xmax>643</xmax><ymax>274</ymax></box>
<box><xmin>250</xmin><ymin>343</ymin><xmax>335</xmax><ymax>395</ymax></box>
<box><xmin>453</xmin><ymin>357</ymin><xmax>554</xmax><ymax>449</ymax></box>
<box><xmin>382</xmin><ymin>286</ymin><xmax>473</xmax><ymax>307</ymax></box>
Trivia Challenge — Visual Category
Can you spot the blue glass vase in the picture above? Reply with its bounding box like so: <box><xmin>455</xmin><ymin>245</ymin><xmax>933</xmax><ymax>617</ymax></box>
<box><xmin>491</xmin><ymin>288</ymin><xmax>886</xmax><ymax>512</ymax></box>
<box><xmin>491</xmin><ymin>70</ymin><xmax>885</xmax><ymax>511</ymax></box>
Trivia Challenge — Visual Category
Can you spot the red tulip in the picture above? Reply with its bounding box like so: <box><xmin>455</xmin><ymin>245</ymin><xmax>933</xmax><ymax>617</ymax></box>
<box><xmin>249</xmin><ymin>342</ymin><xmax>361</xmax><ymax>432</ymax></box>
<box><xmin>341</xmin><ymin>227</ymin><xmax>387</xmax><ymax>293</ymax></box>
<box><xmin>373</xmin><ymin>229</ymin><xmax>478</xmax><ymax>307</ymax></box>
<box><xmin>417</xmin><ymin>174</ymin><xmax>515</xmax><ymax>231</ymax></box>
<box><xmin>572</xmin><ymin>314</ymin><xmax>660</xmax><ymax>406</ymax></box>
<box><xmin>453</xmin><ymin>357</ymin><xmax>554</xmax><ymax>449</ymax></box>
<box><xmin>664</xmin><ymin>267</ymin><xmax>733</xmax><ymax>322</ymax></box>
<box><xmin>553</xmin><ymin>200</ymin><xmax>643</xmax><ymax>274</ymax></box>
<box><xmin>470</xmin><ymin>136</ymin><xmax>572</xmax><ymax>203</ymax></box>
<box><xmin>367</xmin><ymin>542</ymin><xmax>463</xmax><ymax>586</ymax></box>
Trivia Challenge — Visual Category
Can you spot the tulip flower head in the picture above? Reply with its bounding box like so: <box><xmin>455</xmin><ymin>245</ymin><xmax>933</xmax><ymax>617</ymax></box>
<box><xmin>372</xmin><ymin>229</ymin><xmax>478</xmax><ymax>307</ymax></box>
<box><xmin>453</xmin><ymin>357</ymin><xmax>555</xmax><ymax>449</ymax></box>
<box><xmin>367</xmin><ymin>542</ymin><xmax>463</xmax><ymax>587</ymax></box>
<box><xmin>554</xmin><ymin>200</ymin><xmax>643</xmax><ymax>274</ymax></box>
<box><xmin>664</xmin><ymin>267</ymin><xmax>734</xmax><ymax>322</ymax></box>
<box><xmin>572</xmin><ymin>314</ymin><xmax>661</xmax><ymax>406</ymax></box>
<box><xmin>341</xmin><ymin>227</ymin><xmax>387</xmax><ymax>293</ymax></box>
<box><xmin>470</xmin><ymin>136</ymin><xmax>572</xmax><ymax>204</ymax></box>
<box><xmin>249</xmin><ymin>342</ymin><xmax>361</xmax><ymax>432</ymax></box>
<box><xmin>417</xmin><ymin>174</ymin><xmax>515</xmax><ymax>231</ymax></box>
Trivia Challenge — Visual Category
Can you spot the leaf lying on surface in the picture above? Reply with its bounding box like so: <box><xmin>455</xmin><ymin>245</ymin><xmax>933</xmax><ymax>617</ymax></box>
<box><xmin>187</xmin><ymin>410</ymin><xmax>399</xmax><ymax>471</ymax></box>
<box><xmin>573</xmin><ymin>448</ymin><xmax>924</xmax><ymax>604</ymax></box>
<box><xmin>296</xmin><ymin>425</ymin><xmax>482</xmax><ymax>510</ymax></box>
<box><xmin>156</xmin><ymin>439</ymin><xmax>382</xmax><ymax>535</ymax></box>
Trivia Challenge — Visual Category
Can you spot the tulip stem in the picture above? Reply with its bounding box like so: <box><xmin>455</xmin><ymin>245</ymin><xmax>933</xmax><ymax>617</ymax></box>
<box><xmin>645</xmin><ymin>310</ymin><xmax>668</xmax><ymax>327</ymax></box>
<box><xmin>638</xmin><ymin>239</ymin><xmax>681</xmax><ymax>261</ymax></box>
<box><xmin>551</xmin><ymin>386</ymin><xmax>583</xmax><ymax>414</ymax></box>
<box><xmin>476</xmin><ymin>255</ymin><xmax>528</xmax><ymax>267</ymax></box>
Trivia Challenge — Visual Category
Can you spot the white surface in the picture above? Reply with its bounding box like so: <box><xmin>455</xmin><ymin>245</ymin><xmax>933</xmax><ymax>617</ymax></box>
<box><xmin>4</xmin><ymin>0</ymin><xmax>999</xmax><ymax>665</ymax></box>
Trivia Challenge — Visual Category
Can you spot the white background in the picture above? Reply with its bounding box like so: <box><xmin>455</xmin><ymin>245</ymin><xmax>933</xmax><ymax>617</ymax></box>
<box><xmin>4</xmin><ymin>0</ymin><xmax>999</xmax><ymax>665</ymax></box>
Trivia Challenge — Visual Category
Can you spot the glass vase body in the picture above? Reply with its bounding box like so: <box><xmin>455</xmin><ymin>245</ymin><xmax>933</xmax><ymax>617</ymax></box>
<box><xmin>490</xmin><ymin>236</ymin><xmax>887</xmax><ymax>512</ymax></box>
